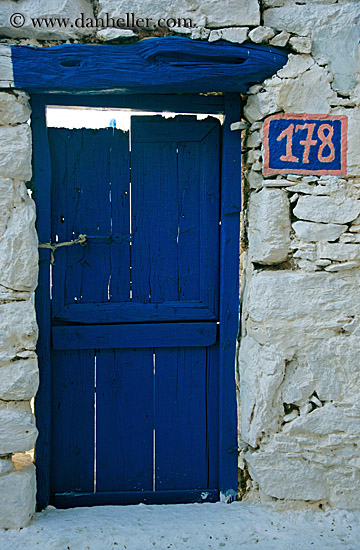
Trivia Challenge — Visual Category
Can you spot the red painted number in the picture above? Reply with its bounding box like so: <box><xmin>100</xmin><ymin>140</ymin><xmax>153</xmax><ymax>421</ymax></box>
<box><xmin>277</xmin><ymin>124</ymin><xmax>299</xmax><ymax>163</ymax></box>
<box><xmin>276</xmin><ymin>122</ymin><xmax>336</xmax><ymax>164</ymax></box>
<box><xmin>317</xmin><ymin>124</ymin><xmax>335</xmax><ymax>162</ymax></box>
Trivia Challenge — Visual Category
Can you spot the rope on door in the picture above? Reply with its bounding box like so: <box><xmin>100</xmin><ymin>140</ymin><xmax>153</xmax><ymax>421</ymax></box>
<box><xmin>38</xmin><ymin>234</ymin><xmax>87</xmax><ymax>264</ymax></box>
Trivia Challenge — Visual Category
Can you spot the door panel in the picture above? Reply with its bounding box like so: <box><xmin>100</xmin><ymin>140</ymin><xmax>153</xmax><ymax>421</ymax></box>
<box><xmin>51</xmin><ymin>349</ymin><xmax>95</xmax><ymax>494</ymax></box>
<box><xmin>96</xmin><ymin>348</ymin><xmax>154</xmax><ymax>492</ymax></box>
<box><xmin>49</xmin><ymin>127</ymin><xmax>131</xmax><ymax>316</ymax></box>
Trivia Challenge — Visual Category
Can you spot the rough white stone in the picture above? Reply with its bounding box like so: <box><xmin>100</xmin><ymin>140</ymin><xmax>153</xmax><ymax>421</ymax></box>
<box><xmin>244</xmin><ymin>270</ymin><xmax>360</xmax><ymax>349</ymax></box>
<box><xmin>294</xmin><ymin>196</ymin><xmax>360</xmax><ymax>225</ymax></box>
<box><xmin>283</xmin><ymin>411</ymin><xmax>299</xmax><ymax>423</ymax></box>
<box><xmin>325</xmin><ymin>262</ymin><xmax>359</xmax><ymax>273</ymax></box>
<box><xmin>264</xmin><ymin>3</ymin><xmax>360</xmax><ymax>95</ymax></box>
<box><xmin>243</xmin><ymin>86</ymin><xmax>281</xmax><ymax>123</ymax></box>
<box><xmin>0</xmin><ymin>45</ymin><xmax>13</xmax><ymax>88</ymax></box>
<box><xmin>332</xmin><ymin>107</ymin><xmax>360</xmax><ymax>178</ymax></box>
<box><xmin>0</xmin><ymin>179</ymin><xmax>38</xmax><ymax>292</ymax></box>
<box><xmin>277</xmin><ymin>54</ymin><xmax>314</xmax><ymax>79</ymax></box>
<box><xmin>0</xmin><ymin>125</ymin><xmax>32</xmax><ymax>181</ymax></box>
<box><xmin>292</xmin><ymin>221</ymin><xmax>347</xmax><ymax>242</ymax></box>
<box><xmin>0</xmin><ymin>457</ymin><xmax>13</xmax><ymax>476</ymax></box>
<box><xmin>208</xmin><ymin>30</ymin><xmax>221</xmax><ymax>43</ymax></box>
<box><xmin>277</xmin><ymin>64</ymin><xmax>336</xmax><ymax>114</ymax></box>
<box><xmin>0</xmin><ymin>358</ymin><xmax>39</xmax><ymax>401</ymax></box>
<box><xmin>269</xmin><ymin>31</ymin><xmax>290</xmax><ymax>47</ymax></box>
<box><xmin>0</xmin><ymin>93</ymin><xmax>31</xmax><ymax>125</ymax></box>
<box><xmin>190</xmin><ymin>26</ymin><xmax>210</xmax><ymax>40</ymax></box>
<box><xmin>248</xmin><ymin>26</ymin><xmax>275</xmax><ymax>44</ymax></box>
<box><xmin>0</xmin><ymin>301</ymin><xmax>38</xmax><ymax>366</ymax></box>
<box><xmin>245</xmin><ymin>170</ymin><xmax>262</xmax><ymax>190</ymax></box>
<box><xmin>245</xmin><ymin>131</ymin><xmax>261</xmax><ymax>148</ymax></box>
<box><xmin>220</xmin><ymin>27</ymin><xmax>249</xmax><ymax>44</ymax></box>
<box><xmin>246</xmin><ymin>449</ymin><xmax>328</xmax><ymax>501</ymax></box>
<box><xmin>238</xmin><ymin>336</ymin><xmax>285</xmax><ymax>447</ymax></box>
<box><xmin>284</xmin><ymin>404</ymin><xmax>360</xmax><ymax>437</ymax></box>
<box><xmin>340</xmin><ymin>234</ymin><xmax>357</xmax><ymax>243</ymax></box>
<box><xmin>97</xmin><ymin>28</ymin><xmax>136</xmax><ymax>41</ymax></box>
<box><xmin>0</xmin><ymin>455</ymin><xmax>35</xmax><ymax>529</ymax></box>
<box><xmin>0</xmin><ymin>1</ymin><xmax>94</xmax><ymax>40</ymax></box>
<box><xmin>248</xmin><ymin>188</ymin><xmax>290</xmax><ymax>264</ymax></box>
<box><xmin>318</xmin><ymin>243</ymin><xmax>360</xmax><ymax>262</ymax></box>
<box><xmin>98</xmin><ymin>0</ymin><xmax>260</xmax><ymax>28</ymax></box>
<box><xmin>0</xmin><ymin>401</ymin><xmax>38</xmax><ymax>455</ymax></box>
<box><xmin>296</xmin><ymin>260</ymin><xmax>319</xmax><ymax>272</ymax></box>
<box><xmin>289</xmin><ymin>36</ymin><xmax>312</xmax><ymax>54</ymax></box>
<box><xmin>263</xmin><ymin>179</ymin><xmax>298</xmax><ymax>188</ymax></box>
<box><xmin>281</xmin><ymin>357</ymin><xmax>314</xmax><ymax>405</ymax></box>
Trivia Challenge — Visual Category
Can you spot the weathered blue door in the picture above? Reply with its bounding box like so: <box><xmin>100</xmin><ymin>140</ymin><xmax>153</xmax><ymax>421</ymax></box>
<box><xmin>47</xmin><ymin>115</ymin><xmax>222</xmax><ymax>507</ymax></box>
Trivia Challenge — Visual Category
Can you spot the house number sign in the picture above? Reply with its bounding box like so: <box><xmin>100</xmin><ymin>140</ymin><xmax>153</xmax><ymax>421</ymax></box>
<box><xmin>263</xmin><ymin>113</ymin><xmax>347</xmax><ymax>176</ymax></box>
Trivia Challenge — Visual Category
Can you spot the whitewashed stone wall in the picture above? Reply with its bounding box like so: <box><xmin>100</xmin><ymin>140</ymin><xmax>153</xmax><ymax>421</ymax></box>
<box><xmin>240</xmin><ymin>0</ymin><xmax>360</xmax><ymax>510</ymax></box>
<box><xmin>0</xmin><ymin>0</ymin><xmax>359</xmax><ymax>528</ymax></box>
<box><xmin>0</xmin><ymin>89</ymin><xmax>38</xmax><ymax>528</ymax></box>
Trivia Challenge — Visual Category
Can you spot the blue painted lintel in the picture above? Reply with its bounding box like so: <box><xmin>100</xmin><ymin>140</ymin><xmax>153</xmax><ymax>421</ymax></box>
<box><xmin>12</xmin><ymin>37</ymin><xmax>288</xmax><ymax>93</ymax></box>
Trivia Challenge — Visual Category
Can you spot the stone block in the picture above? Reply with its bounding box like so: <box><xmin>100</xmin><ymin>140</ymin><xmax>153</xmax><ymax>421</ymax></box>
<box><xmin>0</xmin><ymin>455</ymin><xmax>36</xmax><ymax>528</ymax></box>
<box><xmin>0</xmin><ymin>179</ymin><xmax>38</xmax><ymax>292</ymax></box>
<box><xmin>0</xmin><ymin>358</ymin><xmax>39</xmax><ymax>401</ymax></box>
<box><xmin>0</xmin><ymin>125</ymin><xmax>32</xmax><ymax>181</ymax></box>
<box><xmin>98</xmin><ymin>0</ymin><xmax>260</xmax><ymax>28</ymax></box>
<box><xmin>0</xmin><ymin>401</ymin><xmax>38</xmax><ymax>455</ymax></box>
<box><xmin>292</xmin><ymin>221</ymin><xmax>347</xmax><ymax>242</ymax></box>
<box><xmin>289</xmin><ymin>36</ymin><xmax>312</xmax><ymax>54</ymax></box>
<box><xmin>277</xmin><ymin>64</ymin><xmax>336</xmax><ymax>114</ymax></box>
<box><xmin>293</xmin><ymin>196</ymin><xmax>360</xmax><ymax>225</ymax></box>
<box><xmin>332</xmin><ymin>107</ymin><xmax>360</xmax><ymax>178</ymax></box>
<box><xmin>317</xmin><ymin>243</ymin><xmax>360</xmax><ymax>261</ymax></box>
<box><xmin>238</xmin><ymin>336</ymin><xmax>285</xmax><ymax>447</ymax></box>
<box><xmin>264</xmin><ymin>3</ymin><xmax>360</xmax><ymax>95</ymax></box>
<box><xmin>0</xmin><ymin>301</ymin><xmax>38</xmax><ymax>366</ymax></box>
<box><xmin>283</xmin><ymin>404</ymin><xmax>360</xmax><ymax>437</ymax></box>
<box><xmin>0</xmin><ymin>0</ymin><xmax>94</xmax><ymax>40</ymax></box>
<box><xmin>220</xmin><ymin>27</ymin><xmax>249</xmax><ymax>44</ymax></box>
<box><xmin>246</xmin><ymin>448</ymin><xmax>328</xmax><ymax>501</ymax></box>
<box><xmin>248</xmin><ymin>188</ymin><xmax>290</xmax><ymax>264</ymax></box>
<box><xmin>269</xmin><ymin>31</ymin><xmax>290</xmax><ymax>47</ymax></box>
<box><xmin>305</xmin><ymin>336</ymin><xmax>360</xmax><ymax>402</ymax></box>
<box><xmin>277</xmin><ymin>54</ymin><xmax>314</xmax><ymax>79</ymax></box>
<box><xmin>0</xmin><ymin>92</ymin><xmax>31</xmax><ymax>125</ymax></box>
<box><xmin>248</xmin><ymin>26</ymin><xmax>275</xmax><ymax>44</ymax></box>
<box><xmin>244</xmin><ymin>270</ymin><xmax>360</xmax><ymax>349</ymax></box>
<box><xmin>0</xmin><ymin>457</ymin><xmax>13</xmax><ymax>476</ymax></box>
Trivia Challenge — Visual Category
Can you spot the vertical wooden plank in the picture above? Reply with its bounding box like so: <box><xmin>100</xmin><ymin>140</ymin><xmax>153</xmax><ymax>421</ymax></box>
<box><xmin>206</xmin><ymin>342</ymin><xmax>220</xmax><ymax>489</ymax></box>
<box><xmin>96</xmin><ymin>348</ymin><xmax>154</xmax><ymax>492</ymax></box>
<box><xmin>219</xmin><ymin>93</ymin><xmax>242</xmax><ymax>501</ymax></box>
<box><xmin>177</xmin><ymin>141</ymin><xmax>201</xmax><ymax>301</ymax></box>
<box><xmin>51</xmin><ymin>349</ymin><xmax>95</xmax><ymax>494</ymax></box>
<box><xmin>32</xmin><ymin>96</ymin><xmax>52</xmax><ymax>510</ymax></box>
<box><xmin>108</xmin><ymin>129</ymin><xmax>131</xmax><ymax>302</ymax></box>
<box><xmin>131</xmin><ymin>123</ymin><xmax>178</xmax><ymax>303</ymax></box>
<box><xmin>155</xmin><ymin>347</ymin><xmax>209</xmax><ymax>490</ymax></box>
<box><xmin>199</xmin><ymin>122</ymin><xmax>221</xmax><ymax>316</ymax></box>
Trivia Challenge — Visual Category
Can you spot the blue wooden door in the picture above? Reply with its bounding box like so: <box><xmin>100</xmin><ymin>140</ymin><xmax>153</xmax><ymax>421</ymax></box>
<box><xmin>47</xmin><ymin>115</ymin><xmax>222</xmax><ymax>507</ymax></box>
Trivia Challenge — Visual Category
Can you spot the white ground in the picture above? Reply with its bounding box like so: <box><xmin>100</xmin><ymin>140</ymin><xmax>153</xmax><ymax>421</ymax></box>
<box><xmin>0</xmin><ymin>502</ymin><xmax>359</xmax><ymax>550</ymax></box>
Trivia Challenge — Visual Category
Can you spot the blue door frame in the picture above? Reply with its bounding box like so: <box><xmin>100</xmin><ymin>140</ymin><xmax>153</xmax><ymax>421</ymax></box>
<box><xmin>32</xmin><ymin>92</ymin><xmax>241</xmax><ymax>509</ymax></box>
<box><xmin>20</xmin><ymin>37</ymin><xmax>287</xmax><ymax>510</ymax></box>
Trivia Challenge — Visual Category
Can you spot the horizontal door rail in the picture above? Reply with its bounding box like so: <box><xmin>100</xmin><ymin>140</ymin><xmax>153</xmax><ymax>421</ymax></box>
<box><xmin>52</xmin><ymin>322</ymin><xmax>217</xmax><ymax>350</ymax></box>
<box><xmin>54</xmin><ymin>489</ymin><xmax>219</xmax><ymax>508</ymax></box>
<box><xmin>53</xmin><ymin>301</ymin><xmax>218</xmax><ymax>323</ymax></box>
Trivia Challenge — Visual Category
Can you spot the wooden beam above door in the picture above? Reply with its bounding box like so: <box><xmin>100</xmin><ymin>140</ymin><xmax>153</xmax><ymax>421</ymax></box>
<box><xmin>10</xmin><ymin>37</ymin><xmax>288</xmax><ymax>93</ymax></box>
